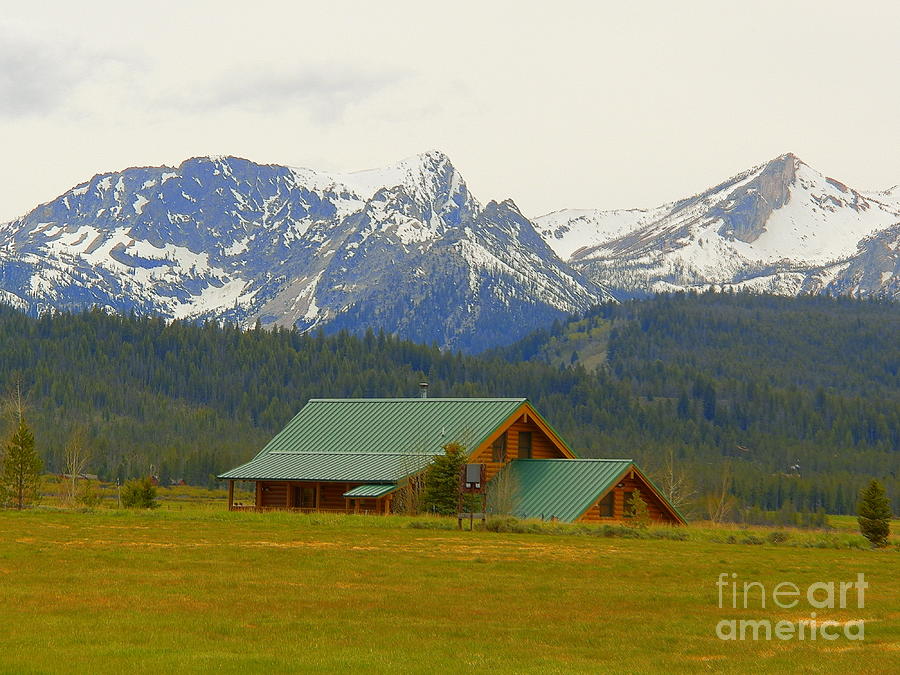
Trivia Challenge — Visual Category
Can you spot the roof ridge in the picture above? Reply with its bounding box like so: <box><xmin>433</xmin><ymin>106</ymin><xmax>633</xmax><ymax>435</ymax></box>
<box><xmin>512</xmin><ymin>458</ymin><xmax>633</xmax><ymax>462</ymax></box>
<box><xmin>270</xmin><ymin>451</ymin><xmax>442</xmax><ymax>456</ymax></box>
<box><xmin>307</xmin><ymin>397</ymin><xmax>528</xmax><ymax>402</ymax></box>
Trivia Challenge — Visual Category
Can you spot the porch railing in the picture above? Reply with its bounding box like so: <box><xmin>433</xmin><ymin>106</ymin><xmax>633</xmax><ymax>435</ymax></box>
<box><xmin>229</xmin><ymin>504</ymin><xmax>367</xmax><ymax>514</ymax></box>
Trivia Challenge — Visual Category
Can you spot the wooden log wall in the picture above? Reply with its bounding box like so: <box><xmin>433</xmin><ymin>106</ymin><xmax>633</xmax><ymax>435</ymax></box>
<box><xmin>258</xmin><ymin>481</ymin><xmax>369</xmax><ymax>511</ymax></box>
<box><xmin>353</xmin><ymin>498</ymin><xmax>379</xmax><ymax>513</ymax></box>
<box><xmin>576</xmin><ymin>472</ymin><xmax>680</xmax><ymax>524</ymax></box>
<box><xmin>469</xmin><ymin>415</ymin><xmax>567</xmax><ymax>480</ymax></box>
<box><xmin>259</xmin><ymin>481</ymin><xmax>289</xmax><ymax>508</ymax></box>
<box><xmin>318</xmin><ymin>483</ymin><xmax>351</xmax><ymax>511</ymax></box>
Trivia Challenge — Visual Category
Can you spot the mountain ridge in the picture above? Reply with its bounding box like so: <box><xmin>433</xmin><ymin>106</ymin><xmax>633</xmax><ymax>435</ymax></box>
<box><xmin>535</xmin><ymin>152</ymin><xmax>899</xmax><ymax>298</ymax></box>
<box><xmin>1</xmin><ymin>150</ymin><xmax>897</xmax><ymax>350</ymax></box>
<box><xmin>0</xmin><ymin>151</ymin><xmax>611</xmax><ymax>351</ymax></box>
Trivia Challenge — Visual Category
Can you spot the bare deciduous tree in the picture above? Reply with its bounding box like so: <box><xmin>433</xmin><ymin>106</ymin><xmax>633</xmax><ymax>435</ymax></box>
<box><xmin>486</xmin><ymin>466</ymin><xmax>519</xmax><ymax>516</ymax></box>
<box><xmin>657</xmin><ymin>447</ymin><xmax>696</xmax><ymax>517</ymax></box>
<box><xmin>705</xmin><ymin>462</ymin><xmax>737</xmax><ymax>523</ymax></box>
<box><xmin>392</xmin><ymin>454</ymin><xmax>428</xmax><ymax>515</ymax></box>
<box><xmin>63</xmin><ymin>427</ymin><xmax>91</xmax><ymax>506</ymax></box>
<box><xmin>2</xmin><ymin>376</ymin><xmax>27</xmax><ymax>425</ymax></box>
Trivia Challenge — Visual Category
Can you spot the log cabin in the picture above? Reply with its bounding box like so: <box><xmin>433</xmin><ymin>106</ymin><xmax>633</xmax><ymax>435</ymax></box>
<box><xmin>217</xmin><ymin>397</ymin><xmax>686</xmax><ymax>524</ymax></box>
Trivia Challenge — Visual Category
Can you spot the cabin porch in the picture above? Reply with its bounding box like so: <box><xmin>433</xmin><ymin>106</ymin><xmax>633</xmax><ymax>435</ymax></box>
<box><xmin>227</xmin><ymin>479</ymin><xmax>395</xmax><ymax>515</ymax></box>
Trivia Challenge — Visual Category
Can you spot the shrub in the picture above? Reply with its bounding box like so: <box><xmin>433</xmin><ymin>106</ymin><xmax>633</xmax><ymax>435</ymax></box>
<box><xmin>77</xmin><ymin>480</ymin><xmax>102</xmax><ymax>508</ymax></box>
<box><xmin>599</xmin><ymin>524</ymin><xmax>642</xmax><ymax>539</ymax></box>
<box><xmin>649</xmin><ymin>528</ymin><xmax>689</xmax><ymax>541</ymax></box>
<box><xmin>407</xmin><ymin>519</ymin><xmax>453</xmax><ymax>531</ymax></box>
<box><xmin>766</xmin><ymin>531</ymin><xmax>790</xmax><ymax>545</ymax></box>
<box><xmin>483</xmin><ymin>517</ymin><xmax>542</xmax><ymax>534</ymax></box>
<box><xmin>120</xmin><ymin>477</ymin><xmax>158</xmax><ymax>509</ymax></box>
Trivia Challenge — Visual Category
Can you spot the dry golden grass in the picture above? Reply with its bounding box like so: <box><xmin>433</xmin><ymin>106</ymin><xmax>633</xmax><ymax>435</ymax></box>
<box><xmin>0</xmin><ymin>507</ymin><xmax>897</xmax><ymax>673</ymax></box>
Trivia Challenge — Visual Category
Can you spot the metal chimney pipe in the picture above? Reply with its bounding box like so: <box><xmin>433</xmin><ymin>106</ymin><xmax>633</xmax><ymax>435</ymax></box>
<box><xmin>419</xmin><ymin>382</ymin><xmax>429</xmax><ymax>398</ymax></box>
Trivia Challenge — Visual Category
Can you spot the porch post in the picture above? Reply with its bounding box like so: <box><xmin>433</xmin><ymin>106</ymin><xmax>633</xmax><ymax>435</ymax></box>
<box><xmin>255</xmin><ymin>481</ymin><xmax>262</xmax><ymax>508</ymax></box>
<box><xmin>315</xmin><ymin>482</ymin><xmax>321</xmax><ymax>511</ymax></box>
<box><xmin>227</xmin><ymin>480</ymin><xmax>234</xmax><ymax>511</ymax></box>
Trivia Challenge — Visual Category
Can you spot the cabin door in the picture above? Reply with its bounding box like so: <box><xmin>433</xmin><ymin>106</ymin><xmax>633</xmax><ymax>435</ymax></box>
<box><xmin>292</xmin><ymin>485</ymin><xmax>315</xmax><ymax>508</ymax></box>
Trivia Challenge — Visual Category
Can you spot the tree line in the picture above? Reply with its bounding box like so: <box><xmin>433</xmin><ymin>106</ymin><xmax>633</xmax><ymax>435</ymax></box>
<box><xmin>0</xmin><ymin>291</ymin><xmax>897</xmax><ymax>515</ymax></box>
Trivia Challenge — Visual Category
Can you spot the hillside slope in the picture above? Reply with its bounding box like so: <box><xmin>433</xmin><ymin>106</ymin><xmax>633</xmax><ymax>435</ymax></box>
<box><xmin>2</xmin><ymin>294</ymin><xmax>897</xmax><ymax>514</ymax></box>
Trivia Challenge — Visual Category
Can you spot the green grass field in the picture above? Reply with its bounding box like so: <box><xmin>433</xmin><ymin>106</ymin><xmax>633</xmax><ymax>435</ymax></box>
<box><xmin>0</xmin><ymin>499</ymin><xmax>897</xmax><ymax>673</ymax></box>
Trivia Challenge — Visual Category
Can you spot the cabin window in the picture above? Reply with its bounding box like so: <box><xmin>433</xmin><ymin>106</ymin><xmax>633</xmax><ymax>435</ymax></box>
<box><xmin>491</xmin><ymin>432</ymin><xmax>507</xmax><ymax>462</ymax></box>
<box><xmin>598</xmin><ymin>491</ymin><xmax>614</xmax><ymax>518</ymax></box>
<box><xmin>623</xmin><ymin>491</ymin><xmax>633</xmax><ymax>517</ymax></box>
<box><xmin>518</xmin><ymin>431</ymin><xmax>532</xmax><ymax>459</ymax></box>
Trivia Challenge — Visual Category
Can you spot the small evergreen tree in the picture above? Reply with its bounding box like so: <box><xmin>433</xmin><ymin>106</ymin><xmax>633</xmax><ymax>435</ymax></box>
<box><xmin>857</xmin><ymin>479</ymin><xmax>891</xmax><ymax>547</ymax></box>
<box><xmin>120</xmin><ymin>477</ymin><xmax>158</xmax><ymax>509</ymax></box>
<box><xmin>422</xmin><ymin>442</ymin><xmax>467</xmax><ymax>516</ymax></box>
<box><xmin>625</xmin><ymin>489</ymin><xmax>651</xmax><ymax>529</ymax></box>
<box><xmin>0</xmin><ymin>418</ymin><xmax>43</xmax><ymax>510</ymax></box>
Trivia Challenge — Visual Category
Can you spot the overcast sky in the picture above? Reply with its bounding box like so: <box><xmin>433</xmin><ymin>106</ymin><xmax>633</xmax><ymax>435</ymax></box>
<box><xmin>1</xmin><ymin>1</ymin><xmax>897</xmax><ymax>223</ymax></box>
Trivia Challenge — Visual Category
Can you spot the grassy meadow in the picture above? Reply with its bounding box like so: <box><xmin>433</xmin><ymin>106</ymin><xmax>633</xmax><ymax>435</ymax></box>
<box><xmin>0</xmin><ymin>493</ymin><xmax>898</xmax><ymax>673</ymax></box>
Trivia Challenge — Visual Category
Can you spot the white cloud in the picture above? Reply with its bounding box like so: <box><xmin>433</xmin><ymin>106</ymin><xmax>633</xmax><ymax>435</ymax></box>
<box><xmin>0</xmin><ymin>31</ymin><xmax>84</xmax><ymax>117</ymax></box>
<box><xmin>161</xmin><ymin>64</ymin><xmax>408</xmax><ymax>124</ymax></box>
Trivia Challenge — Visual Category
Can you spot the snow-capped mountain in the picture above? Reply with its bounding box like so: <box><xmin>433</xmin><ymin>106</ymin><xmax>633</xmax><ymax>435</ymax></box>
<box><xmin>535</xmin><ymin>154</ymin><xmax>900</xmax><ymax>298</ymax></box>
<box><xmin>0</xmin><ymin>151</ymin><xmax>611</xmax><ymax>351</ymax></box>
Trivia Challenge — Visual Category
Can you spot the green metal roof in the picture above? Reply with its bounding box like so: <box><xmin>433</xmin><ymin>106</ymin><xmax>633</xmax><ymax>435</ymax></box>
<box><xmin>216</xmin><ymin>397</ymin><xmax>596</xmax><ymax>493</ymax></box>
<box><xmin>501</xmin><ymin>459</ymin><xmax>633</xmax><ymax>522</ymax></box>
<box><xmin>342</xmin><ymin>484</ymin><xmax>400</xmax><ymax>498</ymax></box>
<box><xmin>218</xmin><ymin>451</ymin><xmax>435</xmax><ymax>482</ymax></box>
<box><xmin>255</xmin><ymin>398</ymin><xmax>527</xmax><ymax>456</ymax></box>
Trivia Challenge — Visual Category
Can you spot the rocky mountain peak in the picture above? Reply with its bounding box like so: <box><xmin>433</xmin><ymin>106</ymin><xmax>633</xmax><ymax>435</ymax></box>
<box><xmin>715</xmin><ymin>153</ymin><xmax>799</xmax><ymax>244</ymax></box>
<box><xmin>0</xmin><ymin>151</ymin><xmax>606</xmax><ymax>351</ymax></box>
<box><xmin>539</xmin><ymin>153</ymin><xmax>899</xmax><ymax>300</ymax></box>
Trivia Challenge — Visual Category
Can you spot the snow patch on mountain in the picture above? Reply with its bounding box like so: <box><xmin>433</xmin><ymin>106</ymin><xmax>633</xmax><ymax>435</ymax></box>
<box><xmin>0</xmin><ymin>288</ymin><xmax>27</xmax><ymax>310</ymax></box>
<box><xmin>534</xmin><ymin>207</ymin><xmax>667</xmax><ymax>259</ymax></box>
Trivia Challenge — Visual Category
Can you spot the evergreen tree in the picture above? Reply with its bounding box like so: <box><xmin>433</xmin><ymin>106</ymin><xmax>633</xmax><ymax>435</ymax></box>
<box><xmin>422</xmin><ymin>442</ymin><xmax>467</xmax><ymax>516</ymax></box>
<box><xmin>857</xmin><ymin>479</ymin><xmax>892</xmax><ymax>547</ymax></box>
<box><xmin>120</xmin><ymin>477</ymin><xmax>158</xmax><ymax>509</ymax></box>
<box><xmin>625</xmin><ymin>489</ymin><xmax>651</xmax><ymax>529</ymax></box>
<box><xmin>0</xmin><ymin>418</ymin><xmax>43</xmax><ymax>510</ymax></box>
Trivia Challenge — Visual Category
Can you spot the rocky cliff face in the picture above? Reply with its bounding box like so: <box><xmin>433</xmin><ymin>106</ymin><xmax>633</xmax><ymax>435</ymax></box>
<box><xmin>824</xmin><ymin>224</ymin><xmax>900</xmax><ymax>298</ymax></box>
<box><xmin>715</xmin><ymin>153</ymin><xmax>797</xmax><ymax>243</ymax></box>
